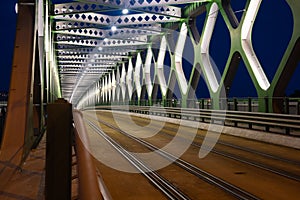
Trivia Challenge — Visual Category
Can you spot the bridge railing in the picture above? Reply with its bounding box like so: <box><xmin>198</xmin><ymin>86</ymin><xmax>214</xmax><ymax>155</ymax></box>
<box><xmin>90</xmin><ymin>105</ymin><xmax>300</xmax><ymax>136</ymax></box>
<box><xmin>129</xmin><ymin>97</ymin><xmax>300</xmax><ymax>115</ymax></box>
<box><xmin>73</xmin><ymin>110</ymin><xmax>111</xmax><ymax>200</ymax></box>
<box><xmin>46</xmin><ymin>99</ymin><xmax>110</xmax><ymax>200</ymax></box>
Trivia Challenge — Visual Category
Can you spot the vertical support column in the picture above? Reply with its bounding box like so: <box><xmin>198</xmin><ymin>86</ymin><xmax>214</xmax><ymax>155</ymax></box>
<box><xmin>46</xmin><ymin>99</ymin><xmax>72</xmax><ymax>200</ymax></box>
<box><xmin>0</xmin><ymin>1</ymin><xmax>35</xmax><ymax>164</ymax></box>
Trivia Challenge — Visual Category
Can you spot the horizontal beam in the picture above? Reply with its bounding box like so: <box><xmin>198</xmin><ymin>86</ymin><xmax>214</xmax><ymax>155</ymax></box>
<box><xmin>55</xmin><ymin>27</ymin><xmax>161</xmax><ymax>39</ymax></box>
<box><xmin>54</xmin><ymin>2</ymin><xmax>181</xmax><ymax>17</ymax></box>
<box><xmin>78</xmin><ymin>0</ymin><xmax>210</xmax><ymax>8</ymax></box>
<box><xmin>54</xmin><ymin>21</ymin><xmax>161</xmax><ymax>31</ymax></box>
<box><xmin>55</xmin><ymin>38</ymin><xmax>149</xmax><ymax>47</ymax></box>
<box><xmin>56</xmin><ymin>34</ymin><xmax>148</xmax><ymax>43</ymax></box>
<box><xmin>59</xmin><ymin>64</ymin><xmax>115</xmax><ymax>67</ymax></box>
<box><xmin>53</xmin><ymin>12</ymin><xmax>180</xmax><ymax>26</ymax></box>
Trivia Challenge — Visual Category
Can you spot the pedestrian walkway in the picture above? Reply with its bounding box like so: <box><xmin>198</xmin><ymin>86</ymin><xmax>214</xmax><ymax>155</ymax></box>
<box><xmin>0</xmin><ymin>133</ymin><xmax>79</xmax><ymax>200</ymax></box>
<box><xmin>0</xmin><ymin>135</ymin><xmax>46</xmax><ymax>200</ymax></box>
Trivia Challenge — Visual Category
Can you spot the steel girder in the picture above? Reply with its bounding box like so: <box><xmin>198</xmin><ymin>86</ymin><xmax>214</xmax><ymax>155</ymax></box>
<box><xmin>50</xmin><ymin>1</ymin><xmax>300</xmax><ymax>112</ymax></box>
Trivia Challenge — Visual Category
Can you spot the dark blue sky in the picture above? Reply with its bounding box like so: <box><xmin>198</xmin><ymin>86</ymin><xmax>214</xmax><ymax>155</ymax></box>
<box><xmin>0</xmin><ymin>0</ymin><xmax>17</xmax><ymax>91</ymax></box>
<box><xmin>0</xmin><ymin>0</ymin><xmax>298</xmax><ymax>97</ymax></box>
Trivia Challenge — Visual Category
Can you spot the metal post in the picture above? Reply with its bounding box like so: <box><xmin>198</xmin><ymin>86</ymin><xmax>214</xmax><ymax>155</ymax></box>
<box><xmin>248</xmin><ymin>98</ymin><xmax>252</xmax><ymax>112</ymax></box>
<box><xmin>248</xmin><ymin>98</ymin><xmax>252</xmax><ymax>129</ymax></box>
<box><xmin>46</xmin><ymin>98</ymin><xmax>72</xmax><ymax>200</ymax></box>
<box><xmin>265</xmin><ymin>97</ymin><xmax>270</xmax><ymax>131</ymax></box>
<box><xmin>285</xmin><ymin>127</ymin><xmax>290</xmax><ymax>135</ymax></box>
<box><xmin>284</xmin><ymin>98</ymin><xmax>290</xmax><ymax>134</ymax></box>
<box><xmin>201</xmin><ymin>99</ymin><xmax>204</xmax><ymax>109</ymax></box>
<box><xmin>232</xmin><ymin>98</ymin><xmax>238</xmax><ymax>126</ymax></box>
<box><xmin>264</xmin><ymin>96</ymin><xmax>269</xmax><ymax>113</ymax></box>
<box><xmin>234</xmin><ymin>98</ymin><xmax>238</xmax><ymax>111</ymax></box>
<box><xmin>284</xmin><ymin>97</ymin><xmax>289</xmax><ymax>114</ymax></box>
<box><xmin>73</xmin><ymin>111</ymin><xmax>105</xmax><ymax>200</ymax></box>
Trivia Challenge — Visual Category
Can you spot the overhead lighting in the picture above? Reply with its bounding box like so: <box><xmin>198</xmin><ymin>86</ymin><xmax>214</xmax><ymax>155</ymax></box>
<box><xmin>15</xmin><ymin>3</ymin><xmax>18</xmax><ymax>14</ymax></box>
<box><xmin>122</xmin><ymin>9</ymin><xmax>129</xmax><ymax>14</ymax></box>
<box><xmin>103</xmin><ymin>38</ymin><xmax>108</xmax><ymax>42</ymax></box>
<box><xmin>111</xmin><ymin>26</ymin><xmax>117</xmax><ymax>32</ymax></box>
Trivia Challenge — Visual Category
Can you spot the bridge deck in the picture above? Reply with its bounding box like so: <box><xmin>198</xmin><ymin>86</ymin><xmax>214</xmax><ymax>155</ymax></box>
<box><xmin>0</xmin><ymin>110</ymin><xmax>300</xmax><ymax>199</ymax></box>
<box><xmin>0</xmin><ymin>135</ymin><xmax>78</xmax><ymax>200</ymax></box>
<box><xmin>0</xmin><ymin>135</ymin><xmax>46</xmax><ymax>199</ymax></box>
<box><xmin>83</xmin><ymin>110</ymin><xmax>300</xmax><ymax>199</ymax></box>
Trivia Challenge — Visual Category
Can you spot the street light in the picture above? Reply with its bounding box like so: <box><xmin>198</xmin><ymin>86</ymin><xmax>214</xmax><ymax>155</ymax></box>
<box><xmin>111</xmin><ymin>26</ymin><xmax>117</xmax><ymax>32</ymax></box>
<box><xmin>122</xmin><ymin>9</ymin><xmax>129</xmax><ymax>14</ymax></box>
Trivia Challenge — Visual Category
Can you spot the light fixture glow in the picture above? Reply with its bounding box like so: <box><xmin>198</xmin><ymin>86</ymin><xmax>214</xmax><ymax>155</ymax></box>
<box><xmin>111</xmin><ymin>26</ymin><xmax>117</xmax><ymax>32</ymax></box>
<box><xmin>15</xmin><ymin>3</ymin><xmax>18</xmax><ymax>14</ymax></box>
<box><xmin>104</xmin><ymin>38</ymin><xmax>108</xmax><ymax>42</ymax></box>
<box><xmin>122</xmin><ymin>9</ymin><xmax>129</xmax><ymax>14</ymax></box>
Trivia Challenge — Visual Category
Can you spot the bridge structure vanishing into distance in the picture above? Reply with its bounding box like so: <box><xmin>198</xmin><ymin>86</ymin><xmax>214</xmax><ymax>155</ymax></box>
<box><xmin>0</xmin><ymin>0</ymin><xmax>300</xmax><ymax>199</ymax></box>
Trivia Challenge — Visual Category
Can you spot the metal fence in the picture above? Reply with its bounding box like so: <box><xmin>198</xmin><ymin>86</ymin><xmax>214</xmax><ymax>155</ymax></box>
<box><xmin>90</xmin><ymin>105</ymin><xmax>300</xmax><ymax>136</ymax></box>
<box><xmin>128</xmin><ymin>97</ymin><xmax>300</xmax><ymax>115</ymax></box>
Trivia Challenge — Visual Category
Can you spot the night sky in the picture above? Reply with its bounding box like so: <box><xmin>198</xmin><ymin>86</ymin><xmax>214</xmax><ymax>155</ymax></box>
<box><xmin>0</xmin><ymin>0</ymin><xmax>299</xmax><ymax>98</ymax></box>
<box><xmin>0</xmin><ymin>0</ymin><xmax>17</xmax><ymax>91</ymax></box>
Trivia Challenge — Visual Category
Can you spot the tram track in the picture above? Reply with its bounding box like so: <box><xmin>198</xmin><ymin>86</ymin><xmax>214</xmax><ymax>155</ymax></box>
<box><xmin>192</xmin><ymin>141</ymin><xmax>300</xmax><ymax>182</ymax></box>
<box><xmin>107</xmin><ymin>111</ymin><xmax>300</xmax><ymax>182</ymax></box>
<box><xmin>161</xmin><ymin>124</ymin><xmax>300</xmax><ymax>168</ymax></box>
<box><xmin>86</xmin><ymin>116</ymin><xmax>260</xmax><ymax>200</ymax></box>
<box><xmin>87</xmin><ymin>119</ymin><xmax>191</xmax><ymax>200</ymax></box>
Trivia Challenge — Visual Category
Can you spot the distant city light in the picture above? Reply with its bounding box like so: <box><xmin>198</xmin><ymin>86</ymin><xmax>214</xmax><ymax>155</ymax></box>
<box><xmin>15</xmin><ymin>3</ymin><xmax>18</xmax><ymax>14</ymax></box>
<box><xmin>122</xmin><ymin>9</ymin><xmax>129</xmax><ymax>14</ymax></box>
<box><xmin>111</xmin><ymin>26</ymin><xmax>117</xmax><ymax>32</ymax></box>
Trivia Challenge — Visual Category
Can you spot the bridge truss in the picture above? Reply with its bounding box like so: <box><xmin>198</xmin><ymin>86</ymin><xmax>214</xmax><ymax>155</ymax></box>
<box><xmin>49</xmin><ymin>0</ymin><xmax>300</xmax><ymax>112</ymax></box>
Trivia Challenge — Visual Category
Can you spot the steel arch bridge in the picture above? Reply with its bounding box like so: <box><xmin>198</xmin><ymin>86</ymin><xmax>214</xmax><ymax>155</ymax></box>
<box><xmin>0</xmin><ymin>0</ymin><xmax>299</xmax><ymax>163</ymax></box>
<box><xmin>49</xmin><ymin>0</ymin><xmax>300</xmax><ymax>113</ymax></box>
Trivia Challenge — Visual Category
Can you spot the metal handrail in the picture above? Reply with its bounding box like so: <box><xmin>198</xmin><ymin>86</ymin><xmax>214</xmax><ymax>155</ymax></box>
<box><xmin>90</xmin><ymin>105</ymin><xmax>300</xmax><ymax>135</ymax></box>
<box><xmin>73</xmin><ymin>110</ymin><xmax>111</xmax><ymax>200</ymax></box>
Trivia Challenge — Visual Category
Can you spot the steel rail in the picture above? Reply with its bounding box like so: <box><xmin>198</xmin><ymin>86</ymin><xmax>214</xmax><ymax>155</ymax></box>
<box><xmin>102</xmin><ymin>111</ymin><xmax>300</xmax><ymax>166</ymax></box>
<box><xmin>109</xmin><ymin>112</ymin><xmax>300</xmax><ymax>182</ymax></box>
<box><xmin>195</xmin><ymin>143</ymin><xmax>300</xmax><ymax>182</ymax></box>
<box><xmin>86</xmin><ymin>119</ymin><xmax>191</xmax><ymax>200</ymax></box>
<box><xmin>213</xmin><ymin>139</ymin><xmax>300</xmax><ymax>166</ymax></box>
<box><xmin>73</xmin><ymin>110</ymin><xmax>110</xmax><ymax>200</ymax></box>
<box><xmin>90</xmin><ymin>116</ymin><xmax>260</xmax><ymax>200</ymax></box>
<box><xmin>88</xmin><ymin>105</ymin><xmax>300</xmax><ymax>135</ymax></box>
